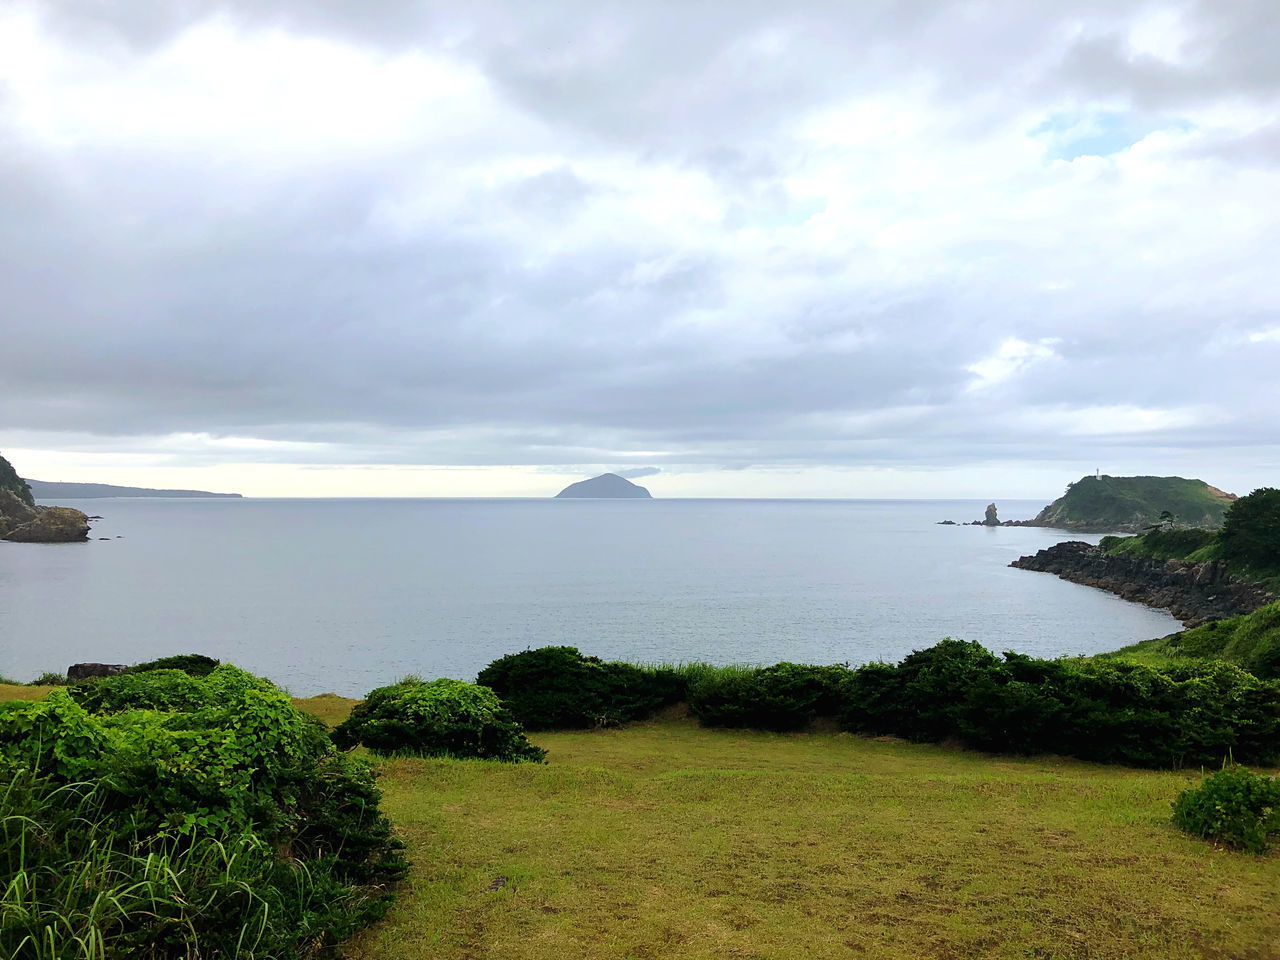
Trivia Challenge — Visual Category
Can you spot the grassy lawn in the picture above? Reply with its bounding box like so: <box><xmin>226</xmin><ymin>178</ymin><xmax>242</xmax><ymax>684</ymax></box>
<box><xmin>8</xmin><ymin>688</ymin><xmax>1277</xmax><ymax>958</ymax></box>
<box><xmin>340</xmin><ymin>719</ymin><xmax>1280</xmax><ymax>960</ymax></box>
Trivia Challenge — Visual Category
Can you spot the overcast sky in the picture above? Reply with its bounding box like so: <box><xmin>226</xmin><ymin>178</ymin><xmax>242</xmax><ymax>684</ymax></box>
<box><xmin>1</xmin><ymin>0</ymin><xmax>1277</xmax><ymax>498</ymax></box>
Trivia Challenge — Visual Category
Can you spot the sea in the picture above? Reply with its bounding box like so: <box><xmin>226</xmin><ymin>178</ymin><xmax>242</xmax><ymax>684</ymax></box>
<box><xmin>0</xmin><ymin>498</ymin><xmax>1180</xmax><ymax>697</ymax></box>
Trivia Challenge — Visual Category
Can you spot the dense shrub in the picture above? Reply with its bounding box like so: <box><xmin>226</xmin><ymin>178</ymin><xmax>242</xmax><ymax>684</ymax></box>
<box><xmin>25</xmin><ymin>671</ymin><xmax>67</xmax><ymax>686</ymax></box>
<box><xmin>0</xmin><ymin>664</ymin><xmax>406</xmax><ymax>958</ymax></box>
<box><xmin>126</xmin><ymin>652</ymin><xmax>222</xmax><ymax>676</ymax></box>
<box><xmin>333</xmin><ymin>677</ymin><xmax>547</xmax><ymax>762</ymax></box>
<box><xmin>476</xmin><ymin>647</ymin><xmax>684</xmax><ymax>729</ymax></box>
<box><xmin>1172</xmin><ymin>765</ymin><xmax>1280</xmax><ymax>853</ymax></box>
<box><xmin>690</xmin><ymin>662</ymin><xmax>850</xmax><ymax>731</ymax></box>
<box><xmin>837</xmin><ymin>641</ymin><xmax>1280</xmax><ymax>769</ymax></box>
<box><xmin>1220</xmin><ymin>487</ymin><xmax>1280</xmax><ymax>570</ymax></box>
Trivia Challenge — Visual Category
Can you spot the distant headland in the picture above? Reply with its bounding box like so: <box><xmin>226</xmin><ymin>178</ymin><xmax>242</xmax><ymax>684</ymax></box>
<box><xmin>24</xmin><ymin>479</ymin><xmax>243</xmax><ymax>500</ymax></box>
<box><xmin>554</xmin><ymin>473</ymin><xmax>652</xmax><ymax>499</ymax></box>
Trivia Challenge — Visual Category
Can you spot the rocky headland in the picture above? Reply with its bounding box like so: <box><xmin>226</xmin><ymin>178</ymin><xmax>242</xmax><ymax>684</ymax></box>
<box><xmin>1</xmin><ymin>453</ymin><xmax>92</xmax><ymax>543</ymax></box>
<box><xmin>1010</xmin><ymin>540</ymin><xmax>1274</xmax><ymax>626</ymax></box>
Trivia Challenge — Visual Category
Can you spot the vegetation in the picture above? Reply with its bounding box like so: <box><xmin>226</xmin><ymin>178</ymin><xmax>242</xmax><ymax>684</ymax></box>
<box><xmin>0</xmin><ymin>451</ymin><xmax>34</xmax><ymax>508</ymax></box>
<box><xmin>333</xmin><ymin>677</ymin><xmax>546</xmax><ymax>762</ymax></box>
<box><xmin>1031</xmin><ymin>475</ymin><xmax>1234</xmax><ymax>531</ymax></box>
<box><xmin>688</xmin><ymin>662</ymin><xmax>848</xmax><ymax>731</ymax></box>
<box><xmin>1220</xmin><ymin>487</ymin><xmax>1280</xmax><ymax>569</ymax></box>
<box><xmin>125</xmin><ymin>653</ymin><xmax>222</xmax><ymax>676</ymax></box>
<box><xmin>0</xmin><ymin>664</ymin><xmax>406</xmax><ymax>958</ymax></box>
<box><xmin>475</xmin><ymin>647</ymin><xmax>684</xmax><ymax>729</ymax></box>
<box><xmin>24</xmin><ymin>672</ymin><xmax>66</xmax><ymax>687</ymax></box>
<box><xmin>478</xmin><ymin>641</ymin><xmax>1280</xmax><ymax>769</ymax></box>
<box><xmin>342</xmin><ymin>719</ymin><xmax>1280</xmax><ymax>960</ymax></box>
<box><xmin>1172</xmin><ymin>764</ymin><xmax>1280</xmax><ymax>853</ymax></box>
<box><xmin>1104</xmin><ymin>601</ymin><xmax>1280</xmax><ymax>680</ymax></box>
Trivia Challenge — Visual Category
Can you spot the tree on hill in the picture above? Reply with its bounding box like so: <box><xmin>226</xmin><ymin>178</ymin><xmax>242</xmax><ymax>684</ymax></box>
<box><xmin>1220</xmin><ymin>487</ymin><xmax>1280</xmax><ymax>569</ymax></box>
<box><xmin>0</xmin><ymin>452</ymin><xmax>34</xmax><ymax>508</ymax></box>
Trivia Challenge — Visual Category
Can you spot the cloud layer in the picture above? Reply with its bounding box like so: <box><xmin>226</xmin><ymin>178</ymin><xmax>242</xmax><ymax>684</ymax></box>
<box><xmin>2</xmin><ymin>0</ymin><xmax>1278</xmax><ymax>495</ymax></box>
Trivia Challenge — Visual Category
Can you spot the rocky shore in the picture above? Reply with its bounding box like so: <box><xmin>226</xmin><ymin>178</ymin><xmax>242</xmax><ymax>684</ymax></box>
<box><xmin>0</xmin><ymin>490</ymin><xmax>91</xmax><ymax>543</ymax></box>
<box><xmin>1010</xmin><ymin>540</ymin><xmax>1274</xmax><ymax>626</ymax></box>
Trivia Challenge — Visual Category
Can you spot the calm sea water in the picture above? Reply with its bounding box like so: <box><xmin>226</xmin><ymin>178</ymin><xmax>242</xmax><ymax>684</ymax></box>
<box><xmin>0</xmin><ymin>498</ymin><xmax>1180</xmax><ymax>696</ymax></box>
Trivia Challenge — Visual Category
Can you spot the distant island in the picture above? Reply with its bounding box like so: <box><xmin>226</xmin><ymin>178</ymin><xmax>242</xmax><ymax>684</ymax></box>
<box><xmin>554</xmin><ymin>473</ymin><xmax>652</xmax><ymax>499</ymax></box>
<box><xmin>25</xmin><ymin>479</ymin><xmax>243</xmax><ymax>500</ymax></box>
<box><xmin>1016</xmin><ymin>475</ymin><xmax>1234</xmax><ymax>533</ymax></box>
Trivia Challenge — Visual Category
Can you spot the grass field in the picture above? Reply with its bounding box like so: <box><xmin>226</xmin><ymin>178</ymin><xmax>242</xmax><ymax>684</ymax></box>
<box><xmin>8</xmin><ymin>689</ymin><xmax>1278</xmax><ymax>958</ymax></box>
<box><xmin>338</xmin><ymin>719</ymin><xmax>1278</xmax><ymax>960</ymax></box>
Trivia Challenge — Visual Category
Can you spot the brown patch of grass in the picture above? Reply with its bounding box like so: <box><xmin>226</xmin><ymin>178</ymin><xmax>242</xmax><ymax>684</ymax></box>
<box><xmin>292</xmin><ymin>692</ymin><xmax>360</xmax><ymax>728</ymax></box>
<box><xmin>0</xmin><ymin>683</ymin><xmax>56</xmax><ymax>702</ymax></box>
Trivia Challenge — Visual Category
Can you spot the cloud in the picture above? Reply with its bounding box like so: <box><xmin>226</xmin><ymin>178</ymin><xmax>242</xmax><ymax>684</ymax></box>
<box><xmin>615</xmin><ymin>467</ymin><xmax>661</xmax><ymax>479</ymax></box>
<box><xmin>1</xmin><ymin>0</ymin><xmax>1278</xmax><ymax>495</ymax></box>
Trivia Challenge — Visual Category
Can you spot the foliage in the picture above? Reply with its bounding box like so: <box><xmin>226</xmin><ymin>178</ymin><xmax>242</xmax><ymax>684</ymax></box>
<box><xmin>476</xmin><ymin>647</ymin><xmax>684</xmax><ymax>729</ymax></box>
<box><xmin>126</xmin><ymin>653</ymin><xmax>222</xmax><ymax>677</ymax></box>
<box><xmin>0</xmin><ymin>451</ymin><xmax>34</xmax><ymax>508</ymax></box>
<box><xmin>0</xmin><ymin>664</ymin><xmax>406</xmax><ymax>958</ymax></box>
<box><xmin>1101</xmin><ymin>527</ymin><xmax>1217</xmax><ymax>561</ymax></box>
<box><xmin>1219</xmin><ymin>487</ymin><xmax>1280</xmax><ymax>570</ymax></box>
<box><xmin>689</xmin><ymin>662</ymin><xmax>849</xmax><ymax>731</ymax></box>
<box><xmin>25</xmin><ymin>672</ymin><xmax>66</xmax><ymax>687</ymax></box>
<box><xmin>333</xmin><ymin>677</ymin><xmax>546</xmax><ymax>762</ymax></box>
<box><xmin>1172</xmin><ymin>764</ymin><xmax>1280</xmax><ymax>853</ymax></box>
<box><xmin>836</xmin><ymin>642</ymin><xmax>1280</xmax><ymax>769</ymax></box>
<box><xmin>1105</xmin><ymin>601</ymin><xmax>1280</xmax><ymax>680</ymax></box>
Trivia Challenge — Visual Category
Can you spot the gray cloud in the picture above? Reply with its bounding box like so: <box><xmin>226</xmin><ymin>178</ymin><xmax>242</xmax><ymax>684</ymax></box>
<box><xmin>2</xmin><ymin>0</ymin><xmax>1279</xmax><ymax>492</ymax></box>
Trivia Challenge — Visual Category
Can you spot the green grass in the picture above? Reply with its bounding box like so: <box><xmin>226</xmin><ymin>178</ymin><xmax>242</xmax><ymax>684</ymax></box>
<box><xmin>12</xmin><ymin>681</ymin><xmax>1280</xmax><ymax>958</ymax></box>
<box><xmin>343</xmin><ymin>720</ymin><xmax>1280</xmax><ymax>960</ymax></box>
<box><xmin>1101</xmin><ymin>601</ymin><xmax>1280</xmax><ymax>678</ymax></box>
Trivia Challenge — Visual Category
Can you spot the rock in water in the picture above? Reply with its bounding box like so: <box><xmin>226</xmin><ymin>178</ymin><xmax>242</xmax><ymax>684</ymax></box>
<box><xmin>984</xmin><ymin>503</ymin><xmax>1000</xmax><ymax>526</ymax></box>
<box><xmin>554</xmin><ymin>473</ymin><xmax>653</xmax><ymax>499</ymax></box>
<box><xmin>3</xmin><ymin>506</ymin><xmax>91</xmax><ymax>543</ymax></box>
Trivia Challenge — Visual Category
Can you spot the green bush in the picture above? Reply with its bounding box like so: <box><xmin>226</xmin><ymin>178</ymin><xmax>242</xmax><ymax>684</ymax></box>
<box><xmin>476</xmin><ymin>647</ymin><xmax>684</xmax><ymax>729</ymax></box>
<box><xmin>0</xmin><ymin>665</ymin><xmax>406</xmax><ymax>958</ymax></box>
<box><xmin>837</xmin><ymin>642</ymin><xmax>1280</xmax><ymax>769</ymax></box>
<box><xmin>333</xmin><ymin>677</ymin><xmax>546</xmax><ymax>762</ymax></box>
<box><xmin>126</xmin><ymin>653</ymin><xmax>221</xmax><ymax>676</ymax></box>
<box><xmin>1220</xmin><ymin>487</ymin><xmax>1280</xmax><ymax>570</ymax></box>
<box><xmin>25</xmin><ymin>671</ymin><xmax>67</xmax><ymax>687</ymax></box>
<box><xmin>689</xmin><ymin>662</ymin><xmax>850</xmax><ymax>731</ymax></box>
<box><xmin>1172</xmin><ymin>765</ymin><xmax>1280</xmax><ymax>853</ymax></box>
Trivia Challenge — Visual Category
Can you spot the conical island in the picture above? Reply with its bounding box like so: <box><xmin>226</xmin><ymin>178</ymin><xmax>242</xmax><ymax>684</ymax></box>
<box><xmin>554</xmin><ymin>473</ymin><xmax>653</xmax><ymax>499</ymax></box>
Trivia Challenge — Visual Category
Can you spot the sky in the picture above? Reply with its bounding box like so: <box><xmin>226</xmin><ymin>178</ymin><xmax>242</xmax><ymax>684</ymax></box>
<box><xmin>1</xmin><ymin>0</ymin><xmax>1277</xmax><ymax>499</ymax></box>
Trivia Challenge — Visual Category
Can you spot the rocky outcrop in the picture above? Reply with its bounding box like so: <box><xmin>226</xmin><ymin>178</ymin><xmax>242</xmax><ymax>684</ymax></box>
<box><xmin>983</xmin><ymin>504</ymin><xmax>1000</xmax><ymax>526</ymax></box>
<box><xmin>1011</xmin><ymin>541</ymin><xmax>1274</xmax><ymax>625</ymax></box>
<box><xmin>2</xmin><ymin>504</ymin><xmax>91</xmax><ymax>543</ymax></box>
<box><xmin>67</xmin><ymin>663</ymin><xmax>128</xmax><ymax>681</ymax></box>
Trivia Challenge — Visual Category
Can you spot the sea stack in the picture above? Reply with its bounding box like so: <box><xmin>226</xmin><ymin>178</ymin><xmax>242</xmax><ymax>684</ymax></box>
<box><xmin>555</xmin><ymin>473</ymin><xmax>653</xmax><ymax>499</ymax></box>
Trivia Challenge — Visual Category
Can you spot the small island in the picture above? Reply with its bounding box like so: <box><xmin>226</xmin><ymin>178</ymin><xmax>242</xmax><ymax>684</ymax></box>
<box><xmin>554</xmin><ymin>473</ymin><xmax>653</xmax><ymax>499</ymax></box>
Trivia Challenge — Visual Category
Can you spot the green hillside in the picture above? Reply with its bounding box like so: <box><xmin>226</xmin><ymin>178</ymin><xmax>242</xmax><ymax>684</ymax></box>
<box><xmin>1031</xmin><ymin>475</ymin><xmax>1234</xmax><ymax>532</ymax></box>
<box><xmin>0</xmin><ymin>451</ymin><xmax>34</xmax><ymax>508</ymax></box>
<box><xmin>1102</xmin><ymin>600</ymin><xmax>1280</xmax><ymax>680</ymax></box>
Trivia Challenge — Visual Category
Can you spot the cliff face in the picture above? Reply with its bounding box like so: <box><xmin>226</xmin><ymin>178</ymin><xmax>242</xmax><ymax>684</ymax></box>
<box><xmin>1011</xmin><ymin>541</ymin><xmax>1274</xmax><ymax>625</ymax></box>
